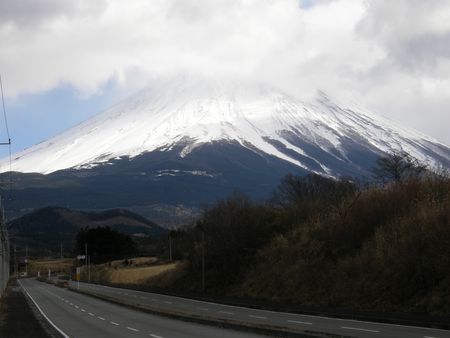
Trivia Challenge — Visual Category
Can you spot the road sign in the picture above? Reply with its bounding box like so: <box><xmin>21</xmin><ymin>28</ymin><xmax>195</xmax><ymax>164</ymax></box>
<box><xmin>77</xmin><ymin>255</ymin><xmax>86</xmax><ymax>260</ymax></box>
<box><xmin>76</xmin><ymin>267</ymin><xmax>81</xmax><ymax>281</ymax></box>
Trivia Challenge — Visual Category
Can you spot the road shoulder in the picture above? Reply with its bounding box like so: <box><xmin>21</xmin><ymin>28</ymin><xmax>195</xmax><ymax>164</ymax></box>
<box><xmin>0</xmin><ymin>278</ymin><xmax>57</xmax><ymax>338</ymax></box>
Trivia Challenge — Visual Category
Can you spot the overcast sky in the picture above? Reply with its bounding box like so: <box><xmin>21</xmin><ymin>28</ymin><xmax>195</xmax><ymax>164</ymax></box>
<box><xmin>0</xmin><ymin>0</ymin><xmax>449</xmax><ymax>156</ymax></box>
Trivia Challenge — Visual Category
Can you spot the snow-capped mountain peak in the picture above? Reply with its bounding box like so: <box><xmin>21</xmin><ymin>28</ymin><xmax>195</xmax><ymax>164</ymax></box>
<box><xmin>2</xmin><ymin>77</ymin><xmax>449</xmax><ymax>175</ymax></box>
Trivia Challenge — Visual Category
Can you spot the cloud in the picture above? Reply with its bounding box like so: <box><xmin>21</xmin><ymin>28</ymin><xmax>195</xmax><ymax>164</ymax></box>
<box><xmin>0</xmin><ymin>0</ymin><xmax>449</xmax><ymax>143</ymax></box>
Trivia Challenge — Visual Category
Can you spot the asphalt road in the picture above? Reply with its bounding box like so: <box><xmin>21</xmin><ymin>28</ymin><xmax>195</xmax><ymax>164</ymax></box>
<box><xmin>18</xmin><ymin>278</ymin><xmax>268</xmax><ymax>338</ymax></box>
<box><xmin>68</xmin><ymin>280</ymin><xmax>450</xmax><ymax>338</ymax></box>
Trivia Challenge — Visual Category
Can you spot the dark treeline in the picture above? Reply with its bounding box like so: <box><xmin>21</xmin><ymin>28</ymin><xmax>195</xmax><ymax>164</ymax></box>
<box><xmin>74</xmin><ymin>227</ymin><xmax>137</xmax><ymax>263</ymax></box>
<box><xmin>159</xmin><ymin>152</ymin><xmax>450</xmax><ymax>316</ymax></box>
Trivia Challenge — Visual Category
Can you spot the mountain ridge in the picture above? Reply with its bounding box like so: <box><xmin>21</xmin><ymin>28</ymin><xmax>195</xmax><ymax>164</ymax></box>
<box><xmin>2</xmin><ymin>77</ymin><xmax>449</xmax><ymax>175</ymax></box>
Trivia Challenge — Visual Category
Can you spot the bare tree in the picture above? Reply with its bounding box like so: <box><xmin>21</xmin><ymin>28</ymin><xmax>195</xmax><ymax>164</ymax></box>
<box><xmin>372</xmin><ymin>151</ymin><xmax>427</xmax><ymax>183</ymax></box>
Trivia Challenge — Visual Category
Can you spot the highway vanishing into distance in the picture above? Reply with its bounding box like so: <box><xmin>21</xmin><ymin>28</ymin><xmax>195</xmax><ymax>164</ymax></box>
<box><xmin>19</xmin><ymin>278</ymin><xmax>264</xmax><ymax>338</ymax></box>
<box><xmin>19</xmin><ymin>278</ymin><xmax>450</xmax><ymax>338</ymax></box>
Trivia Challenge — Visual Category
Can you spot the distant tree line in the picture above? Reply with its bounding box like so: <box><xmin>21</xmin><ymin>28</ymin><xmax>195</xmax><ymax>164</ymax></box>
<box><xmin>74</xmin><ymin>226</ymin><xmax>136</xmax><ymax>264</ymax></box>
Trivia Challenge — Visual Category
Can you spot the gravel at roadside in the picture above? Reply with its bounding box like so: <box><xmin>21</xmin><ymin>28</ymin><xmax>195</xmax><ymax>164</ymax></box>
<box><xmin>0</xmin><ymin>278</ymin><xmax>54</xmax><ymax>338</ymax></box>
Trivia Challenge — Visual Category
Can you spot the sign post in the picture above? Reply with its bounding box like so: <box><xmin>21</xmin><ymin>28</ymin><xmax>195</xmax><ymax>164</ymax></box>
<box><xmin>76</xmin><ymin>267</ymin><xmax>81</xmax><ymax>290</ymax></box>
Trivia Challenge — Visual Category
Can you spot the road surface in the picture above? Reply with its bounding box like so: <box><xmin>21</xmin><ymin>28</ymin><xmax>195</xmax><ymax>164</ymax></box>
<box><xmin>68</xmin><ymin>280</ymin><xmax>450</xmax><ymax>338</ymax></box>
<box><xmin>19</xmin><ymin>278</ymin><xmax>268</xmax><ymax>338</ymax></box>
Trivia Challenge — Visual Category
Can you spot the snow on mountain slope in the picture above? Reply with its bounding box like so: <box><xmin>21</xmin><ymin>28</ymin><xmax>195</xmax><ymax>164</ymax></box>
<box><xmin>1</xmin><ymin>77</ymin><xmax>449</xmax><ymax>175</ymax></box>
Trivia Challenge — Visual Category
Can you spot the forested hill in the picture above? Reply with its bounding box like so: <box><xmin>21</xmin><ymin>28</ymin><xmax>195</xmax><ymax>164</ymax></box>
<box><xmin>8</xmin><ymin>206</ymin><xmax>165</xmax><ymax>255</ymax></box>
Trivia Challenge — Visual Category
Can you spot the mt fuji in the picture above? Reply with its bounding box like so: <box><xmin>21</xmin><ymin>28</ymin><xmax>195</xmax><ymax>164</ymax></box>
<box><xmin>2</xmin><ymin>77</ymin><xmax>449</xmax><ymax>175</ymax></box>
<box><xmin>1</xmin><ymin>77</ymin><xmax>449</xmax><ymax>222</ymax></box>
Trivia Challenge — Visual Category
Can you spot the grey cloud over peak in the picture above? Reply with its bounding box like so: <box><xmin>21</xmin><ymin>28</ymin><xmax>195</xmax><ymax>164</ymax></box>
<box><xmin>0</xmin><ymin>0</ymin><xmax>449</xmax><ymax>144</ymax></box>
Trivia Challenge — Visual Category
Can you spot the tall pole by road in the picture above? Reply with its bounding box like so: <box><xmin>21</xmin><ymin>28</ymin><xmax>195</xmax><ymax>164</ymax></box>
<box><xmin>169</xmin><ymin>232</ymin><xmax>172</xmax><ymax>262</ymax></box>
<box><xmin>85</xmin><ymin>242</ymin><xmax>88</xmax><ymax>282</ymax></box>
<box><xmin>14</xmin><ymin>243</ymin><xmax>17</xmax><ymax>278</ymax></box>
<box><xmin>201</xmin><ymin>230</ymin><xmax>205</xmax><ymax>292</ymax></box>
<box><xmin>25</xmin><ymin>246</ymin><xmax>28</xmax><ymax>276</ymax></box>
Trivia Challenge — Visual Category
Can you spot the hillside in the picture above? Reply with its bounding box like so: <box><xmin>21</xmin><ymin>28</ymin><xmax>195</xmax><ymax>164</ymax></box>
<box><xmin>8</xmin><ymin>206</ymin><xmax>165</xmax><ymax>255</ymax></box>
<box><xmin>159</xmin><ymin>171</ymin><xmax>450</xmax><ymax>316</ymax></box>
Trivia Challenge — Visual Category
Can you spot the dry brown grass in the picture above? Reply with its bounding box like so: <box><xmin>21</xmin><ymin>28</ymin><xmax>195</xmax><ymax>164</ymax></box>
<box><xmin>28</xmin><ymin>258</ymin><xmax>74</xmax><ymax>276</ymax></box>
<box><xmin>107</xmin><ymin>263</ymin><xmax>179</xmax><ymax>284</ymax></box>
<box><xmin>81</xmin><ymin>256</ymin><xmax>181</xmax><ymax>285</ymax></box>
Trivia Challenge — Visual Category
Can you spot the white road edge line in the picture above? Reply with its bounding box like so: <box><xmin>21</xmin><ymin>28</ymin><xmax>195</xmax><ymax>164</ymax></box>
<box><xmin>249</xmin><ymin>315</ymin><xmax>267</xmax><ymax>320</ymax></box>
<box><xmin>18</xmin><ymin>280</ymin><xmax>71</xmax><ymax>338</ymax></box>
<box><xmin>341</xmin><ymin>326</ymin><xmax>380</xmax><ymax>333</ymax></box>
<box><xmin>219</xmin><ymin>311</ymin><xmax>234</xmax><ymax>315</ymax></box>
<box><xmin>287</xmin><ymin>320</ymin><xmax>313</xmax><ymax>325</ymax></box>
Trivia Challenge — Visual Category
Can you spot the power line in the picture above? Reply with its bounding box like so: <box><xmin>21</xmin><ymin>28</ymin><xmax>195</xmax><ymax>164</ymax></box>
<box><xmin>0</xmin><ymin>74</ymin><xmax>13</xmax><ymax>223</ymax></box>
<box><xmin>0</xmin><ymin>75</ymin><xmax>11</xmax><ymax>144</ymax></box>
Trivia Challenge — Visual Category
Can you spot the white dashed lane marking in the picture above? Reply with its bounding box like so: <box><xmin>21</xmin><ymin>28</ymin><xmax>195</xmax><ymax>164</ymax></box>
<box><xmin>287</xmin><ymin>320</ymin><xmax>313</xmax><ymax>325</ymax></box>
<box><xmin>249</xmin><ymin>315</ymin><xmax>267</xmax><ymax>320</ymax></box>
<box><xmin>341</xmin><ymin>326</ymin><xmax>380</xmax><ymax>333</ymax></box>
<box><xmin>127</xmin><ymin>327</ymin><xmax>139</xmax><ymax>332</ymax></box>
<box><xmin>110</xmin><ymin>321</ymin><xmax>120</xmax><ymax>326</ymax></box>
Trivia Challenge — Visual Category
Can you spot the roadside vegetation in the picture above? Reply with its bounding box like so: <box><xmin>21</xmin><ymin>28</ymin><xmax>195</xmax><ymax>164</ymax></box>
<box><xmin>149</xmin><ymin>152</ymin><xmax>450</xmax><ymax>316</ymax></box>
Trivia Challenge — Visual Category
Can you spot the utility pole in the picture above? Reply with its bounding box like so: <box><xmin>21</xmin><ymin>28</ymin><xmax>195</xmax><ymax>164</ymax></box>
<box><xmin>14</xmin><ymin>243</ymin><xmax>17</xmax><ymax>278</ymax></box>
<box><xmin>201</xmin><ymin>230</ymin><xmax>205</xmax><ymax>292</ymax></box>
<box><xmin>60</xmin><ymin>241</ymin><xmax>63</xmax><ymax>274</ymax></box>
<box><xmin>85</xmin><ymin>242</ymin><xmax>88</xmax><ymax>282</ymax></box>
<box><xmin>169</xmin><ymin>232</ymin><xmax>172</xmax><ymax>262</ymax></box>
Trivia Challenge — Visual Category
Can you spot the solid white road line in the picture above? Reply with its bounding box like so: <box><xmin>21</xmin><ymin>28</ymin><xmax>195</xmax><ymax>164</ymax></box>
<box><xmin>18</xmin><ymin>280</ymin><xmax>71</xmax><ymax>338</ymax></box>
<box><xmin>249</xmin><ymin>315</ymin><xmax>267</xmax><ymax>320</ymax></box>
<box><xmin>287</xmin><ymin>320</ymin><xmax>313</xmax><ymax>325</ymax></box>
<box><xmin>219</xmin><ymin>311</ymin><xmax>234</xmax><ymax>315</ymax></box>
<box><xmin>341</xmin><ymin>326</ymin><xmax>380</xmax><ymax>333</ymax></box>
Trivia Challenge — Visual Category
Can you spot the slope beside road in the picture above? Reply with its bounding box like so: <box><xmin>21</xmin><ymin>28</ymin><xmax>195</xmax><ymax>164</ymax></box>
<box><xmin>18</xmin><ymin>278</ymin><xmax>268</xmax><ymax>338</ymax></box>
<box><xmin>69</xmin><ymin>281</ymin><xmax>450</xmax><ymax>338</ymax></box>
